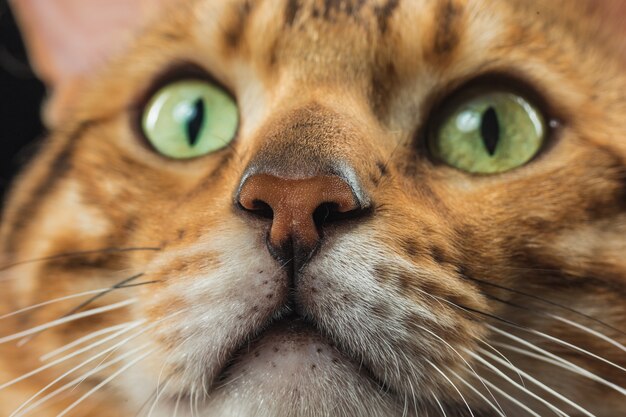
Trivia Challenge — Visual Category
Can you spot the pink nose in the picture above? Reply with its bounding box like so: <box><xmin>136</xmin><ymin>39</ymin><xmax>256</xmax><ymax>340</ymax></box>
<box><xmin>238</xmin><ymin>174</ymin><xmax>359</xmax><ymax>252</ymax></box>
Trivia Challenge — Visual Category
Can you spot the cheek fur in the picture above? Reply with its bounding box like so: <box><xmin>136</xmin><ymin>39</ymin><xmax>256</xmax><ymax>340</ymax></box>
<box><xmin>1</xmin><ymin>0</ymin><xmax>626</xmax><ymax>416</ymax></box>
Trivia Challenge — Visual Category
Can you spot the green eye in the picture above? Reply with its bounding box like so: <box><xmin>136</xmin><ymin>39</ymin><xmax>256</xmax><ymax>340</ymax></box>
<box><xmin>141</xmin><ymin>80</ymin><xmax>238</xmax><ymax>159</ymax></box>
<box><xmin>429</xmin><ymin>91</ymin><xmax>546</xmax><ymax>174</ymax></box>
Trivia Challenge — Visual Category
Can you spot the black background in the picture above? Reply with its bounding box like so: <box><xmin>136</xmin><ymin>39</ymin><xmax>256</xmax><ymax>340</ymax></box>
<box><xmin>0</xmin><ymin>2</ymin><xmax>45</xmax><ymax>206</ymax></box>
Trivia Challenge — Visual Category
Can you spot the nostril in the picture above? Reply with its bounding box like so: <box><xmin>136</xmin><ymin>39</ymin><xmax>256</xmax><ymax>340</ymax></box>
<box><xmin>240</xmin><ymin>199</ymin><xmax>274</xmax><ymax>220</ymax></box>
<box><xmin>312</xmin><ymin>203</ymin><xmax>332</xmax><ymax>231</ymax></box>
<box><xmin>312</xmin><ymin>202</ymin><xmax>366</xmax><ymax>230</ymax></box>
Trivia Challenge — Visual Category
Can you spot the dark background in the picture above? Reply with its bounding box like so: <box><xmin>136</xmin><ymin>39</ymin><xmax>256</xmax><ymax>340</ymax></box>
<box><xmin>0</xmin><ymin>2</ymin><xmax>45</xmax><ymax>206</ymax></box>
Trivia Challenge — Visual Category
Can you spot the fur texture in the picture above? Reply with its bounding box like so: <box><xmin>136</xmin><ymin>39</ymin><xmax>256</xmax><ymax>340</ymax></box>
<box><xmin>1</xmin><ymin>0</ymin><xmax>625</xmax><ymax>416</ymax></box>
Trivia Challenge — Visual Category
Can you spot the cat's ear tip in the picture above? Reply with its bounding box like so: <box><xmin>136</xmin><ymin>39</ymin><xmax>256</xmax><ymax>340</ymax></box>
<box><xmin>8</xmin><ymin>0</ymin><xmax>173</xmax><ymax>127</ymax></box>
<box><xmin>9</xmin><ymin>0</ymin><xmax>153</xmax><ymax>88</ymax></box>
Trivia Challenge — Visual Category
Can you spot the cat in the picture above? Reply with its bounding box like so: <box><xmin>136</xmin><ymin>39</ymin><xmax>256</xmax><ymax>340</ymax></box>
<box><xmin>1</xmin><ymin>0</ymin><xmax>625</xmax><ymax>416</ymax></box>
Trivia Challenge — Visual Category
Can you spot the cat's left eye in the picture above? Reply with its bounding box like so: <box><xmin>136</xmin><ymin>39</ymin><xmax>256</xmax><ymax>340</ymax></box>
<box><xmin>141</xmin><ymin>80</ymin><xmax>239</xmax><ymax>159</ymax></box>
<box><xmin>429</xmin><ymin>90</ymin><xmax>546</xmax><ymax>174</ymax></box>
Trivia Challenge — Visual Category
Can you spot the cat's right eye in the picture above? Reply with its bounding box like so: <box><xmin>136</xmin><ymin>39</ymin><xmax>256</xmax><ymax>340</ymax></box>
<box><xmin>141</xmin><ymin>80</ymin><xmax>239</xmax><ymax>159</ymax></box>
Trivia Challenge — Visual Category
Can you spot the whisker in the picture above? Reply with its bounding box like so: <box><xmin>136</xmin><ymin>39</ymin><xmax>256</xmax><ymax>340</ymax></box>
<box><xmin>71</xmin><ymin>310</ymin><xmax>185</xmax><ymax>396</ymax></box>
<box><xmin>477</xmin><ymin>347</ymin><xmax>596</xmax><ymax>417</ymax></box>
<box><xmin>550</xmin><ymin>314</ymin><xmax>626</xmax><ymax>354</ymax></box>
<box><xmin>415</xmin><ymin>323</ymin><xmax>505</xmax><ymax>416</ymax></box>
<box><xmin>173</xmin><ymin>392</ymin><xmax>183</xmax><ymax>417</ymax></box>
<box><xmin>10</xmin><ymin>342</ymin><xmax>150</xmax><ymax>417</ymax></box>
<box><xmin>134</xmin><ymin>389</ymin><xmax>158</xmax><ymax>417</ymax></box>
<box><xmin>447</xmin><ymin>367</ymin><xmax>506</xmax><ymax>417</ymax></box>
<box><xmin>143</xmin><ymin>353</ymin><xmax>175</xmax><ymax>417</ymax></box>
<box><xmin>147</xmin><ymin>378</ymin><xmax>172</xmax><ymax>417</ymax></box>
<box><xmin>11</xmin><ymin>307</ymin><xmax>184</xmax><ymax>416</ymax></box>
<box><xmin>60</xmin><ymin>274</ymin><xmax>145</xmax><ymax>318</ymax></box>
<box><xmin>479</xmin><ymin>340</ymin><xmax>525</xmax><ymax>387</ymax></box>
<box><xmin>425</xmin><ymin>359</ymin><xmax>475</xmax><ymax>417</ymax></box>
<box><xmin>415</xmin><ymin>284</ymin><xmax>621</xmax><ymax>411</ymax></box>
<box><xmin>0</xmin><ymin>321</ymin><xmax>143</xmax><ymax>391</ymax></box>
<box><xmin>407</xmin><ymin>373</ymin><xmax>419</xmax><ymax>417</ymax></box>
<box><xmin>496</xmin><ymin>341</ymin><xmax>626</xmax><ymax>396</ymax></box>
<box><xmin>120</xmin><ymin>281</ymin><xmax>162</xmax><ymax>288</ymax></box>
<box><xmin>191</xmin><ymin>382</ymin><xmax>200</xmax><ymax>417</ymax></box>
<box><xmin>486</xmin><ymin>294</ymin><xmax>626</xmax><ymax>354</ymax></box>
<box><xmin>0</xmin><ymin>299</ymin><xmax>137</xmax><ymax>346</ymax></box>
<box><xmin>0</xmin><ymin>278</ymin><xmax>157</xmax><ymax>321</ymax></box>
<box><xmin>477</xmin><ymin>376</ymin><xmax>542</xmax><ymax>417</ymax></box>
<box><xmin>466</xmin><ymin>349</ymin><xmax>570</xmax><ymax>417</ymax></box>
<box><xmin>18</xmin><ymin>275</ymin><xmax>159</xmax><ymax>346</ymax></box>
<box><xmin>385</xmin><ymin>275</ymin><xmax>530</xmax><ymax>415</ymax></box>
<box><xmin>495</xmin><ymin>321</ymin><xmax>626</xmax><ymax>374</ymax></box>
<box><xmin>466</xmin><ymin>277</ymin><xmax>626</xmax><ymax>336</ymax></box>
<box><xmin>430</xmin><ymin>390</ymin><xmax>448</xmax><ymax>417</ymax></box>
<box><xmin>0</xmin><ymin>246</ymin><xmax>161</xmax><ymax>274</ymax></box>
<box><xmin>40</xmin><ymin>322</ymin><xmax>137</xmax><ymax>362</ymax></box>
<box><xmin>55</xmin><ymin>349</ymin><xmax>156</xmax><ymax>417</ymax></box>
<box><xmin>444</xmin><ymin>299</ymin><xmax>626</xmax><ymax>376</ymax></box>
<box><xmin>0</xmin><ymin>288</ymin><xmax>114</xmax><ymax>320</ymax></box>
<box><xmin>489</xmin><ymin>334</ymin><xmax>626</xmax><ymax>397</ymax></box>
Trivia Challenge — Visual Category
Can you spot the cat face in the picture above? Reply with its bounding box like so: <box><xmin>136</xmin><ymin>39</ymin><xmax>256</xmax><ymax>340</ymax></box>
<box><xmin>1</xmin><ymin>0</ymin><xmax>625</xmax><ymax>416</ymax></box>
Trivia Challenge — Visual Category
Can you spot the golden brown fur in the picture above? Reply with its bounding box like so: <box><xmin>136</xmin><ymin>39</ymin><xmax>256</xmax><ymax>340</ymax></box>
<box><xmin>1</xmin><ymin>0</ymin><xmax>625</xmax><ymax>416</ymax></box>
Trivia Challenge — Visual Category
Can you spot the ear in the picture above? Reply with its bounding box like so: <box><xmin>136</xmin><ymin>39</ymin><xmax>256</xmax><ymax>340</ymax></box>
<box><xmin>9</xmin><ymin>0</ymin><xmax>171</xmax><ymax>127</ymax></box>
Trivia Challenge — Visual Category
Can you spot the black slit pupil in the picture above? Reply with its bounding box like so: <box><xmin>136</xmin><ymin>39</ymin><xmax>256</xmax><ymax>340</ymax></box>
<box><xmin>186</xmin><ymin>98</ymin><xmax>205</xmax><ymax>146</ymax></box>
<box><xmin>480</xmin><ymin>106</ymin><xmax>500</xmax><ymax>156</ymax></box>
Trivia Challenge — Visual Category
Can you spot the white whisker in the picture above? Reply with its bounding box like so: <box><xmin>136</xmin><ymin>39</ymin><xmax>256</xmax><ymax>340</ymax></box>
<box><xmin>0</xmin><ymin>321</ymin><xmax>143</xmax><ymax>391</ymax></box>
<box><xmin>55</xmin><ymin>349</ymin><xmax>155</xmax><ymax>417</ymax></box>
<box><xmin>148</xmin><ymin>352</ymin><xmax>174</xmax><ymax>417</ymax></box>
<box><xmin>478</xmin><ymin>375</ymin><xmax>543</xmax><ymax>417</ymax></box>
<box><xmin>173</xmin><ymin>392</ymin><xmax>183</xmax><ymax>417</ymax></box>
<box><xmin>0</xmin><ymin>288</ymin><xmax>113</xmax><ymax>320</ymax></box>
<box><xmin>500</xmin><ymin>322</ymin><xmax>626</xmax><ymax>374</ymax></box>
<box><xmin>0</xmin><ymin>299</ymin><xmax>136</xmax><ymax>345</ymax></box>
<box><xmin>17</xmin><ymin>307</ymin><xmax>180</xmax><ymax>417</ymax></box>
<box><xmin>148</xmin><ymin>378</ymin><xmax>172</xmax><ymax>417</ymax></box>
<box><xmin>425</xmin><ymin>359</ymin><xmax>475</xmax><ymax>417</ymax></box>
<box><xmin>416</xmin><ymin>323</ymin><xmax>504</xmax><ymax>415</ymax></box>
<box><xmin>10</xmin><ymin>342</ymin><xmax>150</xmax><ymax>417</ymax></box>
<box><xmin>489</xmin><ymin>323</ymin><xmax>626</xmax><ymax>396</ymax></box>
<box><xmin>72</xmin><ymin>309</ymin><xmax>186</xmax><ymax>397</ymax></box>
<box><xmin>22</xmin><ymin>309</ymin><xmax>184</xmax><ymax>417</ymax></box>
<box><xmin>477</xmin><ymin>347</ymin><xmax>596</xmax><ymax>417</ymax></box>
<box><xmin>493</xmin><ymin>341</ymin><xmax>626</xmax><ymax>397</ymax></box>
<box><xmin>447</xmin><ymin>368</ymin><xmax>506</xmax><ymax>417</ymax></box>
<box><xmin>430</xmin><ymin>390</ymin><xmax>448</xmax><ymax>417</ymax></box>
<box><xmin>550</xmin><ymin>314</ymin><xmax>626</xmax><ymax>354</ymax></box>
<box><xmin>466</xmin><ymin>349</ymin><xmax>570</xmax><ymax>417</ymax></box>
<box><xmin>404</xmin><ymin>372</ymin><xmax>419</xmax><ymax>417</ymax></box>
<box><xmin>40</xmin><ymin>322</ymin><xmax>136</xmax><ymax>362</ymax></box>
<box><xmin>480</xmin><ymin>340</ymin><xmax>526</xmax><ymax>387</ymax></box>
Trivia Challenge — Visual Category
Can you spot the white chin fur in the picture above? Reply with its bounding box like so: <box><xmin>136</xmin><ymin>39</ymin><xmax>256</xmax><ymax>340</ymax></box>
<box><xmin>152</xmin><ymin>321</ymin><xmax>404</xmax><ymax>417</ymax></box>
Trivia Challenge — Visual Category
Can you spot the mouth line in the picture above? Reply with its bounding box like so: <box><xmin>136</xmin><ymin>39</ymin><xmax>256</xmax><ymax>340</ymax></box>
<box><xmin>211</xmin><ymin>310</ymin><xmax>307</xmax><ymax>387</ymax></box>
<box><xmin>208</xmin><ymin>311</ymin><xmax>395</xmax><ymax>396</ymax></box>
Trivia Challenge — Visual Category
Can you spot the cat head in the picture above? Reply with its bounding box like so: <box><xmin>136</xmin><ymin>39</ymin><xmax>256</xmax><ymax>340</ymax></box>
<box><xmin>1</xmin><ymin>0</ymin><xmax>625</xmax><ymax>415</ymax></box>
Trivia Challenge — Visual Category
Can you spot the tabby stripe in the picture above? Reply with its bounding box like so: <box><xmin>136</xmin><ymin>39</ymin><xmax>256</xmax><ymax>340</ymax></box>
<box><xmin>432</xmin><ymin>0</ymin><xmax>464</xmax><ymax>57</ymax></box>
<box><xmin>4</xmin><ymin>121</ymin><xmax>95</xmax><ymax>253</ymax></box>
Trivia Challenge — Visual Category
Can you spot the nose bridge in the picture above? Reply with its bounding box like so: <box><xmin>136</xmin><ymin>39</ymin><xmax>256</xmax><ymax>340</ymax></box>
<box><xmin>248</xmin><ymin>104</ymin><xmax>351</xmax><ymax>173</ymax></box>
<box><xmin>235</xmin><ymin>102</ymin><xmax>373</xmax><ymax>271</ymax></box>
<box><xmin>238</xmin><ymin>102</ymin><xmax>372</xmax><ymax>204</ymax></box>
